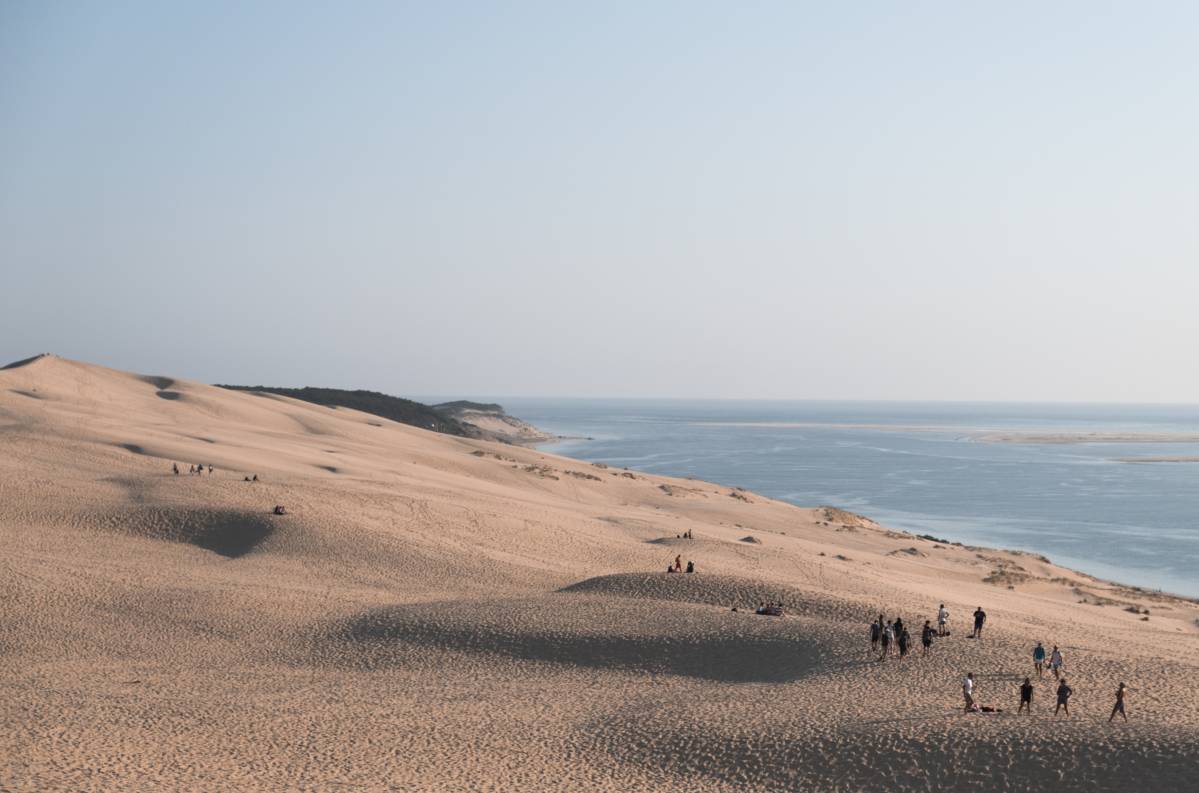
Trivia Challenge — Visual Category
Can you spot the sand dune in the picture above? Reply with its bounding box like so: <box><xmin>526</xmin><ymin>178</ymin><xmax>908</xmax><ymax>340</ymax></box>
<box><xmin>3</xmin><ymin>355</ymin><xmax>1198</xmax><ymax>791</ymax></box>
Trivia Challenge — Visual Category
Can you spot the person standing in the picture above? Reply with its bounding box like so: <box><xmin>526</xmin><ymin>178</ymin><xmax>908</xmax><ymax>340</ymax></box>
<box><xmin>880</xmin><ymin>621</ymin><xmax>894</xmax><ymax>660</ymax></box>
<box><xmin>1018</xmin><ymin>677</ymin><xmax>1034</xmax><ymax>714</ymax></box>
<box><xmin>971</xmin><ymin>606</ymin><xmax>987</xmax><ymax>638</ymax></box>
<box><xmin>937</xmin><ymin>604</ymin><xmax>949</xmax><ymax>636</ymax></box>
<box><xmin>1109</xmin><ymin>683</ymin><xmax>1128</xmax><ymax>723</ymax></box>
<box><xmin>963</xmin><ymin>673</ymin><xmax>975</xmax><ymax>712</ymax></box>
<box><xmin>1050</xmin><ymin>646</ymin><xmax>1064</xmax><ymax>679</ymax></box>
<box><xmin>1055</xmin><ymin>678</ymin><xmax>1073</xmax><ymax>716</ymax></box>
<box><xmin>898</xmin><ymin>626</ymin><xmax>910</xmax><ymax>658</ymax></box>
<box><xmin>921</xmin><ymin>620</ymin><xmax>934</xmax><ymax>656</ymax></box>
<box><xmin>674</xmin><ymin>555</ymin><xmax>682</xmax><ymax>572</ymax></box>
<box><xmin>1033</xmin><ymin>642</ymin><xmax>1046</xmax><ymax>678</ymax></box>
<box><xmin>870</xmin><ymin>617</ymin><xmax>882</xmax><ymax>654</ymax></box>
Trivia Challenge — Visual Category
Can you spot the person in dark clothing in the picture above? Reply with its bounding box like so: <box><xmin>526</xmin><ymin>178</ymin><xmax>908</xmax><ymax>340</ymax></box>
<box><xmin>971</xmin><ymin>607</ymin><xmax>987</xmax><ymax>638</ymax></box>
<box><xmin>898</xmin><ymin>627</ymin><xmax>910</xmax><ymax>658</ymax></box>
<box><xmin>921</xmin><ymin>620</ymin><xmax>934</xmax><ymax>656</ymax></box>
<box><xmin>1055</xmin><ymin>679</ymin><xmax>1073</xmax><ymax>716</ymax></box>
<box><xmin>1109</xmin><ymin>683</ymin><xmax>1128</xmax><ymax>723</ymax></box>
<box><xmin>172</xmin><ymin>463</ymin><xmax>179</xmax><ymax>475</ymax></box>
<box><xmin>870</xmin><ymin>619</ymin><xmax>882</xmax><ymax>653</ymax></box>
<box><xmin>1018</xmin><ymin>677</ymin><xmax>1034</xmax><ymax>714</ymax></box>
<box><xmin>685</xmin><ymin>560</ymin><xmax>695</xmax><ymax>573</ymax></box>
<box><xmin>880</xmin><ymin>621</ymin><xmax>893</xmax><ymax>660</ymax></box>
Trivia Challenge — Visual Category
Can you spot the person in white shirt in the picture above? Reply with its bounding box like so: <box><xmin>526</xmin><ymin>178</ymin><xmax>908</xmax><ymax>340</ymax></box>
<box><xmin>1050</xmin><ymin>646</ymin><xmax>1064</xmax><ymax>679</ymax></box>
<box><xmin>937</xmin><ymin>604</ymin><xmax>949</xmax><ymax>636</ymax></box>
<box><xmin>963</xmin><ymin>672</ymin><xmax>975</xmax><ymax>712</ymax></box>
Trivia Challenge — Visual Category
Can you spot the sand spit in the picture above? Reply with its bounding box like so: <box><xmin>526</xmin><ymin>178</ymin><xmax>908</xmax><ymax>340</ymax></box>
<box><xmin>2</xmin><ymin>355</ymin><xmax>1198</xmax><ymax>792</ymax></box>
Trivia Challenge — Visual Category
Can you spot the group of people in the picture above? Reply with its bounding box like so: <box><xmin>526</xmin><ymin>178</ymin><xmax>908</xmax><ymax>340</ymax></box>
<box><xmin>1032</xmin><ymin>641</ymin><xmax>1066</xmax><ymax>679</ymax></box>
<box><xmin>869</xmin><ymin>604</ymin><xmax>1129</xmax><ymax>721</ymax></box>
<box><xmin>173</xmin><ymin>463</ymin><xmax>213</xmax><ymax>475</ymax></box>
<box><xmin>969</xmin><ymin>672</ymin><xmax>1127</xmax><ymax>722</ymax></box>
<box><xmin>666</xmin><ymin>555</ymin><xmax>695</xmax><ymax>574</ymax></box>
<box><xmin>756</xmin><ymin>601</ymin><xmax>785</xmax><ymax>617</ymax></box>
<box><xmin>928</xmin><ymin>603</ymin><xmax>987</xmax><ymax>638</ymax></box>
<box><xmin>870</xmin><ymin>615</ymin><xmax>937</xmax><ymax>660</ymax></box>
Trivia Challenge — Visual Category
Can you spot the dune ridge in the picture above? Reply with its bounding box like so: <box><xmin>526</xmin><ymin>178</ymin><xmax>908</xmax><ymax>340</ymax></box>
<box><xmin>2</xmin><ymin>355</ymin><xmax>1198</xmax><ymax>792</ymax></box>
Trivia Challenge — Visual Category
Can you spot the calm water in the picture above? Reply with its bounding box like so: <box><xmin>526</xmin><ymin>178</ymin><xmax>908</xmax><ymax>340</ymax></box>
<box><xmin>499</xmin><ymin>399</ymin><xmax>1199</xmax><ymax>598</ymax></box>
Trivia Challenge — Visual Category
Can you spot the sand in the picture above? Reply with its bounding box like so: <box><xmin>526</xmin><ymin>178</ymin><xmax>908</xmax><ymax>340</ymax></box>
<box><xmin>3</xmin><ymin>355</ymin><xmax>1198</xmax><ymax>792</ymax></box>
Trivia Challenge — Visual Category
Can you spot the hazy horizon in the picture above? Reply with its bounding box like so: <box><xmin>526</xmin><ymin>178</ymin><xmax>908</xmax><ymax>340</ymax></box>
<box><xmin>4</xmin><ymin>2</ymin><xmax>1198</xmax><ymax>402</ymax></box>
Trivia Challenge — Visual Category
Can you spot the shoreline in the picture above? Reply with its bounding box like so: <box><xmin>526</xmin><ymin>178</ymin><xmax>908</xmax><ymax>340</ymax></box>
<box><xmin>534</xmin><ymin>437</ymin><xmax>1199</xmax><ymax>603</ymax></box>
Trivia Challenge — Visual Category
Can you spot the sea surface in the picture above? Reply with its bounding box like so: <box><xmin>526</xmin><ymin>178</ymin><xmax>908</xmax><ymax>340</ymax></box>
<box><xmin>498</xmin><ymin>399</ymin><xmax>1199</xmax><ymax>598</ymax></box>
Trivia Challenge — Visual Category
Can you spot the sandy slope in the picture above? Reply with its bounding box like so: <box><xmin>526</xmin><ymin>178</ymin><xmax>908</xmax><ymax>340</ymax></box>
<box><xmin>2</xmin><ymin>355</ymin><xmax>1197</xmax><ymax>792</ymax></box>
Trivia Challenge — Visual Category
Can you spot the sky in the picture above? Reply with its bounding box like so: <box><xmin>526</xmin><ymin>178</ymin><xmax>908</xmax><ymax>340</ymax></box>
<box><xmin>2</xmin><ymin>2</ymin><xmax>1198</xmax><ymax>401</ymax></box>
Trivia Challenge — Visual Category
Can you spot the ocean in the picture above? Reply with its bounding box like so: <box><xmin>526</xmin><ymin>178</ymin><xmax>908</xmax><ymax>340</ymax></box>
<box><xmin>498</xmin><ymin>399</ymin><xmax>1199</xmax><ymax>598</ymax></box>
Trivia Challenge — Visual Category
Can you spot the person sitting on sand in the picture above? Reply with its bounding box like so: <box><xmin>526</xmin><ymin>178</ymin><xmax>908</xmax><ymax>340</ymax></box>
<box><xmin>1109</xmin><ymin>682</ymin><xmax>1127</xmax><ymax>723</ymax></box>
<box><xmin>1050</xmin><ymin>646</ymin><xmax>1064</xmax><ymax>679</ymax></box>
<box><xmin>937</xmin><ymin>604</ymin><xmax>949</xmax><ymax>636</ymax></box>
<box><xmin>1055</xmin><ymin>679</ymin><xmax>1072</xmax><ymax>716</ymax></box>
<box><xmin>252</xmin><ymin>474</ymin><xmax>258</xmax><ymax>482</ymax></box>
<box><xmin>963</xmin><ymin>673</ymin><xmax>975</xmax><ymax>712</ymax></box>
<box><xmin>273</xmin><ymin>505</ymin><xmax>287</xmax><ymax>515</ymax></box>
<box><xmin>1033</xmin><ymin>642</ymin><xmax>1046</xmax><ymax>678</ymax></box>
<box><xmin>685</xmin><ymin>560</ymin><xmax>694</xmax><ymax>573</ymax></box>
<box><xmin>971</xmin><ymin>606</ymin><xmax>987</xmax><ymax>638</ymax></box>
<box><xmin>1018</xmin><ymin>677</ymin><xmax>1034</xmax><ymax>714</ymax></box>
<box><xmin>921</xmin><ymin>620</ymin><xmax>934</xmax><ymax>656</ymax></box>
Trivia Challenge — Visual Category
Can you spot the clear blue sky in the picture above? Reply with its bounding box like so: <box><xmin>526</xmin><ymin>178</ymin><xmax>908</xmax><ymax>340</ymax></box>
<box><xmin>3</xmin><ymin>2</ymin><xmax>1197</xmax><ymax>400</ymax></box>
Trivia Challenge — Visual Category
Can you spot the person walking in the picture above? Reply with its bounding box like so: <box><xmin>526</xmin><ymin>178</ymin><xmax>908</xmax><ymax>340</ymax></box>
<box><xmin>971</xmin><ymin>606</ymin><xmax>987</xmax><ymax>638</ymax></box>
<box><xmin>1055</xmin><ymin>678</ymin><xmax>1073</xmax><ymax>716</ymax></box>
<box><xmin>870</xmin><ymin>617</ymin><xmax>882</xmax><ymax>654</ymax></box>
<box><xmin>1109</xmin><ymin>683</ymin><xmax>1128</xmax><ymax>723</ymax></box>
<box><xmin>1033</xmin><ymin>642</ymin><xmax>1046</xmax><ymax>678</ymax></box>
<box><xmin>674</xmin><ymin>555</ymin><xmax>682</xmax><ymax>572</ymax></box>
<box><xmin>921</xmin><ymin>620</ymin><xmax>934</xmax><ymax>656</ymax></box>
<box><xmin>880</xmin><ymin>621</ymin><xmax>894</xmax><ymax>660</ymax></box>
<box><xmin>1050</xmin><ymin>646</ymin><xmax>1064</xmax><ymax>679</ymax></box>
<box><xmin>937</xmin><ymin>604</ymin><xmax>949</xmax><ymax>636</ymax></box>
<box><xmin>963</xmin><ymin>673</ymin><xmax>975</xmax><ymax>713</ymax></box>
<box><xmin>898</xmin><ymin>626</ymin><xmax>910</xmax><ymax>658</ymax></box>
<box><xmin>1018</xmin><ymin>677</ymin><xmax>1034</xmax><ymax>714</ymax></box>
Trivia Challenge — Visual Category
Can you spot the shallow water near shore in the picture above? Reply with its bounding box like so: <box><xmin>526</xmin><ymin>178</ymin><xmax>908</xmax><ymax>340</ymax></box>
<box><xmin>503</xmin><ymin>399</ymin><xmax>1199</xmax><ymax>598</ymax></box>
